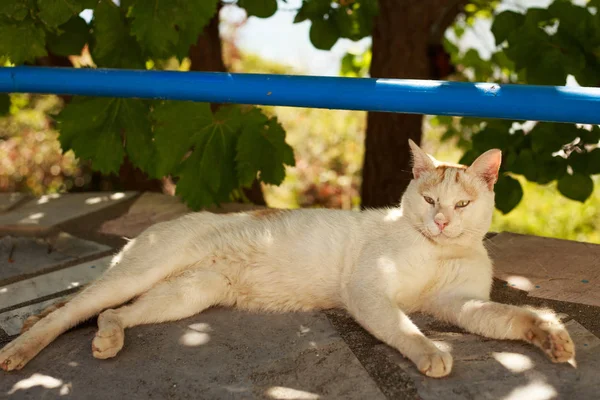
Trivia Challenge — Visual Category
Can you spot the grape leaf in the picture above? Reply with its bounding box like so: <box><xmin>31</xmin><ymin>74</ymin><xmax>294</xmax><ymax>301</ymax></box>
<box><xmin>239</xmin><ymin>0</ymin><xmax>277</xmax><ymax>19</ymax></box>
<box><xmin>91</xmin><ymin>0</ymin><xmax>145</xmax><ymax>68</ymax></box>
<box><xmin>557</xmin><ymin>173</ymin><xmax>594</xmax><ymax>202</ymax></box>
<box><xmin>37</xmin><ymin>0</ymin><xmax>86</xmax><ymax>28</ymax></box>
<box><xmin>0</xmin><ymin>17</ymin><xmax>47</xmax><ymax>64</ymax></box>
<box><xmin>58</xmin><ymin>97</ymin><xmax>153</xmax><ymax>175</ymax></box>
<box><xmin>236</xmin><ymin>111</ymin><xmax>295</xmax><ymax>186</ymax></box>
<box><xmin>47</xmin><ymin>16</ymin><xmax>90</xmax><ymax>57</ymax></box>
<box><xmin>57</xmin><ymin>97</ymin><xmax>125</xmax><ymax>174</ymax></box>
<box><xmin>119</xmin><ymin>99</ymin><xmax>156</xmax><ymax>176</ymax></box>
<box><xmin>491</xmin><ymin>11</ymin><xmax>524</xmax><ymax>44</ymax></box>
<box><xmin>495</xmin><ymin>175</ymin><xmax>523</xmax><ymax>214</ymax></box>
<box><xmin>0</xmin><ymin>0</ymin><xmax>33</xmax><ymax>20</ymax></box>
<box><xmin>152</xmin><ymin>101</ymin><xmax>212</xmax><ymax>177</ymax></box>
<box><xmin>174</xmin><ymin>0</ymin><xmax>219</xmax><ymax>59</ymax></box>
<box><xmin>175</xmin><ymin>107</ymin><xmax>241</xmax><ymax>209</ymax></box>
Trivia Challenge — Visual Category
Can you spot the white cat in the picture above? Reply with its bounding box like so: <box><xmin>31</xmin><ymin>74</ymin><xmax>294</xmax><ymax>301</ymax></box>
<box><xmin>0</xmin><ymin>140</ymin><xmax>574</xmax><ymax>377</ymax></box>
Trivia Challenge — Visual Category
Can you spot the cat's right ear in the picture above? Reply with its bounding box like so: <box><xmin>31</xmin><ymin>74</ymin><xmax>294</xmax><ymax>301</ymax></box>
<box><xmin>408</xmin><ymin>139</ymin><xmax>435</xmax><ymax>179</ymax></box>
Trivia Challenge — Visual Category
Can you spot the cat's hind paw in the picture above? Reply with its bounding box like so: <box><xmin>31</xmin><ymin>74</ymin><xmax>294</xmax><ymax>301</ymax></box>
<box><xmin>0</xmin><ymin>334</ymin><xmax>40</xmax><ymax>371</ymax></box>
<box><xmin>416</xmin><ymin>349</ymin><xmax>453</xmax><ymax>378</ymax></box>
<box><xmin>526</xmin><ymin>320</ymin><xmax>575</xmax><ymax>364</ymax></box>
<box><xmin>92</xmin><ymin>312</ymin><xmax>125</xmax><ymax>359</ymax></box>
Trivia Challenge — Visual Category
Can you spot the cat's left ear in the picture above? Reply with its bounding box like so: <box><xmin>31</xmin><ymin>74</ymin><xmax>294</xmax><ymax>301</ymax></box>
<box><xmin>466</xmin><ymin>149</ymin><xmax>502</xmax><ymax>190</ymax></box>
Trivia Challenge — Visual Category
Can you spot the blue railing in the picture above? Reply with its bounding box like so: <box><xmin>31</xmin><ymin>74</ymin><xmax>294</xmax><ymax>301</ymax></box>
<box><xmin>1</xmin><ymin>66</ymin><xmax>599</xmax><ymax>125</ymax></box>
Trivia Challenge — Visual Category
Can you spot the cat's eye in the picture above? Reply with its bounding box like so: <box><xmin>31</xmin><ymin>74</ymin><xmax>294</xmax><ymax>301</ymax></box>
<box><xmin>455</xmin><ymin>200</ymin><xmax>470</xmax><ymax>208</ymax></box>
<box><xmin>423</xmin><ymin>196</ymin><xmax>435</xmax><ymax>205</ymax></box>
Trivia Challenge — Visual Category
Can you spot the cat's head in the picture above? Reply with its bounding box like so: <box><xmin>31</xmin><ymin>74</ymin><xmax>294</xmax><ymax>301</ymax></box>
<box><xmin>401</xmin><ymin>139</ymin><xmax>501</xmax><ymax>245</ymax></box>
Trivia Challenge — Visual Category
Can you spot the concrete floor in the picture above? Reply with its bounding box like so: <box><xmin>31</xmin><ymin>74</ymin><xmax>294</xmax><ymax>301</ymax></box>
<box><xmin>1</xmin><ymin>192</ymin><xmax>598</xmax><ymax>399</ymax></box>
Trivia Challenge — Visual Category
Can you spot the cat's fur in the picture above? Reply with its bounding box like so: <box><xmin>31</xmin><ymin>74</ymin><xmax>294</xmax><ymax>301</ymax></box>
<box><xmin>0</xmin><ymin>140</ymin><xmax>575</xmax><ymax>377</ymax></box>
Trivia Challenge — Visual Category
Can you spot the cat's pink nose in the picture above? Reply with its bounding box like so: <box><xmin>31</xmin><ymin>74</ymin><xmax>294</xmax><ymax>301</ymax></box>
<box><xmin>435</xmin><ymin>221</ymin><xmax>448</xmax><ymax>231</ymax></box>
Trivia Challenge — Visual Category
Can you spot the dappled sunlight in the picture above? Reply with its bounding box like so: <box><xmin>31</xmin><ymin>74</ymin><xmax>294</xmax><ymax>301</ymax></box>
<box><xmin>18</xmin><ymin>212</ymin><xmax>45</xmax><ymax>224</ymax></box>
<box><xmin>36</xmin><ymin>194</ymin><xmax>61</xmax><ymax>205</ymax></box>
<box><xmin>266</xmin><ymin>386</ymin><xmax>320</xmax><ymax>400</ymax></box>
<box><xmin>0</xmin><ymin>287</ymin><xmax>7</xmax><ymax>293</ymax></box>
<box><xmin>179</xmin><ymin>323</ymin><xmax>212</xmax><ymax>347</ymax></box>
<box><xmin>502</xmin><ymin>380</ymin><xmax>557</xmax><ymax>400</ymax></box>
<box><xmin>67</xmin><ymin>281</ymin><xmax>81</xmax><ymax>289</ymax></box>
<box><xmin>433</xmin><ymin>340</ymin><xmax>452</xmax><ymax>353</ymax></box>
<box><xmin>8</xmin><ymin>373</ymin><xmax>71</xmax><ymax>395</ymax></box>
<box><xmin>297</xmin><ymin>325</ymin><xmax>311</xmax><ymax>337</ymax></box>
<box><xmin>383</xmin><ymin>208</ymin><xmax>403</xmax><ymax>222</ymax></box>
<box><xmin>493</xmin><ymin>352</ymin><xmax>534</xmax><ymax>373</ymax></box>
<box><xmin>377</xmin><ymin>256</ymin><xmax>398</xmax><ymax>279</ymax></box>
<box><xmin>505</xmin><ymin>275</ymin><xmax>534</xmax><ymax>291</ymax></box>
<box><xmin>84</xmin><ymin>192</ymin><xmax>126</xmax><ymax>205</ymax></box>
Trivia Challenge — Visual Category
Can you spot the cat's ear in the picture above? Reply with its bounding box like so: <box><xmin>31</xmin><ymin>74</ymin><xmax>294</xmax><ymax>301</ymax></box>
<box><xmin>408</xmin><ymin>139</ymin><xmax>435</xmax><ymax>179</ymax></box>
<box><xmin>466</xmin><ymin>149</ymin><xmax>502</xmax><ymax>190</ymax></box>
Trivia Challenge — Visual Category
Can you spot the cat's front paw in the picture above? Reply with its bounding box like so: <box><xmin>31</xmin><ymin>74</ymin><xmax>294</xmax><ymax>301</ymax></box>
<box><xmin>526</xmin><ymin>319</ymin><xmax>575</xmax><ymax>363</ymax></box>
<box><xmin>415</xmin><ymin>349</ymin><xmax>453</xmax><ymax>378</ymax></box>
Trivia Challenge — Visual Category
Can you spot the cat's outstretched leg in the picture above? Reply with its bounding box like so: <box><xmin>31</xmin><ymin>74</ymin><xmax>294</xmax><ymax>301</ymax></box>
<box><xmin>0</xmin><ymin>221</ymin><xmax>202</xmax><ymax>371</ymax></box>
<box><xmin>343</xmin><ymin>283</ymin><xmax>453</xmax><ymax>378</ymax></box>
<box><xmin>91</xmin><ymin>269</ymin><xmax>232</xmax><ymax>359</ymax></box>
<box><xmin>426</xmin><ymin>297</ymin><xmax>575</xmax><ymax>364</ymax></box>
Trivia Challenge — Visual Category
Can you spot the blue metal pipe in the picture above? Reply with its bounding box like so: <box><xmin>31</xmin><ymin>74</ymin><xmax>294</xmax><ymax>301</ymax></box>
<box><xmin>1</xmin><ymin>66</ymin><xmax>599</xmax><ymax>124</ymax></box>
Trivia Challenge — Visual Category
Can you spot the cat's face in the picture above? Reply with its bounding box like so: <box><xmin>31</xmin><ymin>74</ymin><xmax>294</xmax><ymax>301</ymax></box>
<box><xmin>401</xmin><ymin>140</ymin><xmax>501</xmax><ymax>245</ymax></box>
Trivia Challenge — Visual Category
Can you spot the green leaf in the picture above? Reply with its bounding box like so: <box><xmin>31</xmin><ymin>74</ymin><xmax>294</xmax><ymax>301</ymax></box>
<box><xmin>47</xmin><ymin>16</ymin><xmax>90</xmax><ymax>57</ymax></box>
<box><xmin>557</xmin><ymin>173</ymin><xmax>594</xmax><ymax>202</ymax></box>
<box><xmin>491</xmin><ymin>11</ymin><xmax>524</xmax><ymax>44</ymax></box>
<box><xmin>297</xmin><ymin>0</ymin><xmax>330</xmax><ymax>20</ymax></box>
<box><xmin>129</xmin><ymin>0</ymin><xmax>179</xmax><ymax>58</ymax></box>
<box><xmin>119</xmin><ymin>99</ymin><xmax>155</xmax><ymax>176</ymax></box>
<box><xmin>495</xmin><ymin>175</ymin><xmax>523</xmax><ymax>214</ymax></box>
<box><xmin>0</xmin><ymin>17</ymin><xmax>47</xmax><ymax>64</ymax></box>
<box><xmin>152</xmin><ymin>101</ymin><xmax>212</xmax><ymax>177</ymax></box>
<box><xmin>91</xmin><ymin>0</ymin><xmax>145</xmax><ymax>68</ymax></box>
<box><xmin>57</xmin><ymin>97</ymin><xmax>125</xmax><ymax>174</ymax></box>
<box><xmin>173</xmin><ymin>0</ymin><xmax>219</xmax><ymax>59</ymax></box>
<box><xmin>0</xmin><ymin>94</ymin><xmax>10</xmax><ymax>115</ymax></box>
<box><xmin>586</xmin><ymin>149</ymin><xmax>600</xmax><ymax>175</ymax></box>
<box><xmin>175</xmin><ymin>149</ymin><xmax>216</xmax><ymax>209</ymax></box>
<box><xmin>236</xmin><ymin>110</ymin><xmax>295</xmax><ymax>186</ymax></box>
<box><xmin>37</xmin><ymin>0</ymin><xmax>86</xmax><ymax>28</ymax></box>
<box><xmin>239</xmin><ymin>0</ymin><xmax>277</xmax><ymax>19</ymax></box>
<box><xmin>0</xmin><ymin>0</ymin><xmax>33</xmax><ymax>20</ymax></box>
<box><xmin>530</xmin><ymin>123</ymin><xmax>579</xmax><ymax>154</ymax></box>
<box><xmin>309</xmin><ymin>17</ymin><xmax>340</xmax><ymax>50</ymax></box>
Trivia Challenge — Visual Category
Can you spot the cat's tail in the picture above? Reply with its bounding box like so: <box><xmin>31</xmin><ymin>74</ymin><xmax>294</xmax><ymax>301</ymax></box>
<box><xmin>0</xmin><ymin>219</ymin><xmax>200</xmax><ymax>371</ymax></box>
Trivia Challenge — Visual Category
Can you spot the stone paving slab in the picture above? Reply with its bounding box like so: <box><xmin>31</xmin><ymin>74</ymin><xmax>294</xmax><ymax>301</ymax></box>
<box><xmin>1</xmin><ymin>309</ymin><xmax>385</xmax><ymax>400</ymax></box>
<box><xmin>0</xmin><ymin>233</ymin><xmax>111</xmax><ymax>285</ymax></box>
<box><xmin>0</xmin><ymin>192</ymin><xmax>137</xmax><ymax>237</ymax></box>
<box><xmin>100</xmin><ymin>193</ymin><xmax>266</xmax><ymax>238</ymax></box>
<box><xmin>490</xmin><ymin>232</ymin><xmax>600</xmax><ymax>307</ymax></box>
<box><xmin>378</xmin><ymin>314</ymin><xmax>600</xmax><ymax>400</ymax></box>
<box><xmin>0</xmin><ymin>296</ymin><xmax>67</xmax><ymax>336</ymax></box>
<box><xmin>0</xmin><ymin>194</ymin><xmax>29</xmax><ymax>213</ymax></box>
<box><xmin>0</xmin><ymin>256</ymin><xmax>111</xmax><ymax>311</ymax></box>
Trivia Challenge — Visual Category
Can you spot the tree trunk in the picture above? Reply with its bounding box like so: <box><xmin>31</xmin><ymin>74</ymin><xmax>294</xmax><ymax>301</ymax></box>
<box><xmin>189</xmin><ymin>7</ymin><xmax>266</xmax><ymax>206</ymax></box>
<box><xmin>361</xmin><ymin>0</ymin><xmax>463</xmax><ymax>208</ymax></box>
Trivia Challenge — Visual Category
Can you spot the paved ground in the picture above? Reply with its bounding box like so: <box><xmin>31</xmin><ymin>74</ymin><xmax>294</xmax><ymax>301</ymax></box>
<box><xmin>0</xmin><ymin>192</ymin><xmax>598</xmax><ymax>399</ymax></box>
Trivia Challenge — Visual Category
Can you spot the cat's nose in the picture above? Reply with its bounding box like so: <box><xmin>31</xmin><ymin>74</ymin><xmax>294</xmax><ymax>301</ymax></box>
<box><xmin>435</xmin><ymin>220</ymin><xmax>448</xmax><ymax>231</ymax></box>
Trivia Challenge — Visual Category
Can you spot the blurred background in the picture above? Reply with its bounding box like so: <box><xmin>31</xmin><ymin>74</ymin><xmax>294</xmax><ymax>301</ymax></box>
<box><xmin>1</xmin><ymin>0</ymin><xmax>600</xmax><ymax>243</ymax></box>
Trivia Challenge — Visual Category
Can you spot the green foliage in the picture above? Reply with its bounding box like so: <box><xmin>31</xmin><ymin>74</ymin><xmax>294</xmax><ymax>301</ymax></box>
<box><xmin>238</xmin><ymin>0</ymin><xmax>277</xmax><ymax>19</ymax></box>
<box><xmin>439</xmin><ymin>0</ymin><xmax>600</xmax><ymax>213</ymax></box>
<box><xmin>294</xmin><ymin>0</ymin><xmax>378</xmax><ymax>50</ymax></box>
<box><xmin>0</xmin><ymin>0</ymin><xmax>296</xmax><ymax>210</ymax></box>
